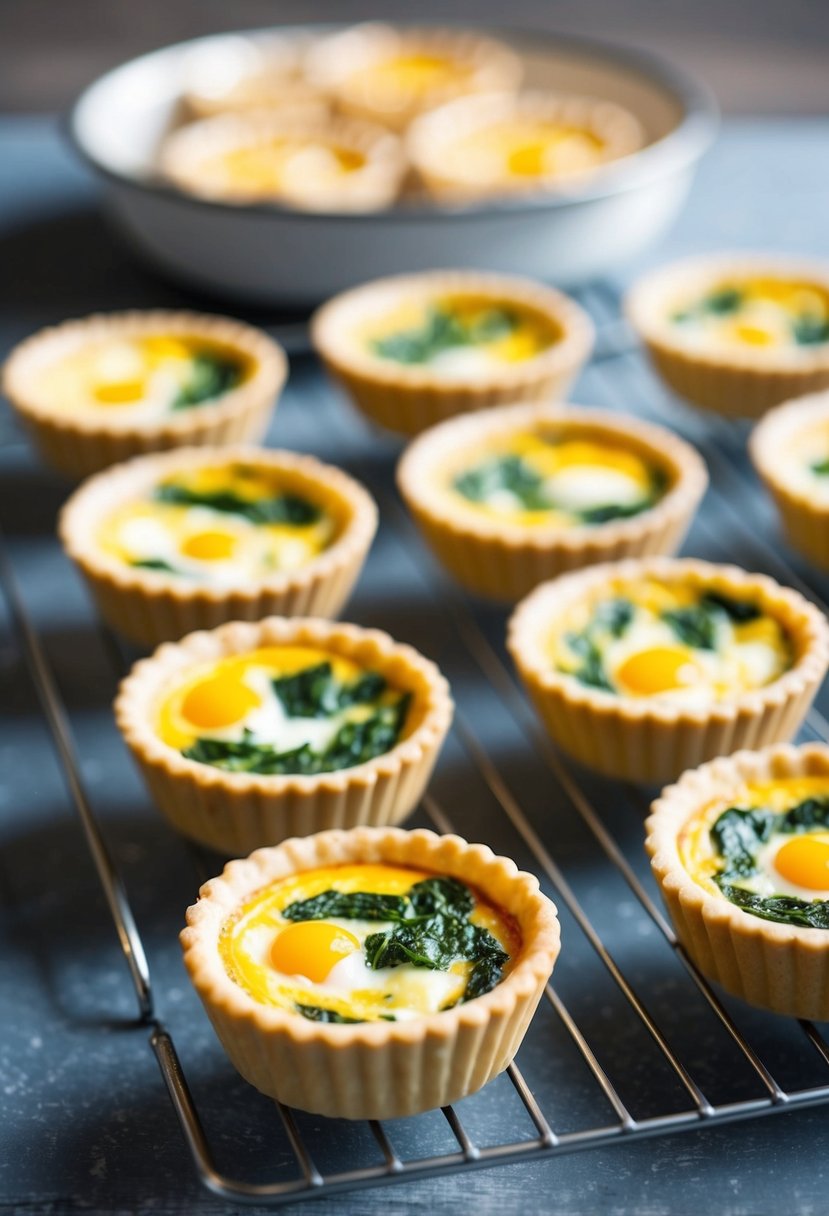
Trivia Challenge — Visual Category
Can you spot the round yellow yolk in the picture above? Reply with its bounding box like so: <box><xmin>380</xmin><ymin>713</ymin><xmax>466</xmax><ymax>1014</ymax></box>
<box><xmin>93</xmin><ymin>379</ymin><xmax>146</xmax><ymax>404</ymax></box>
<box><xmin>180</xmin><ymin>530</ymin><xmax>237</xmax><ymax>561</ymax></box>
<box><xmin>270</xmin><ymin>921</ymin><xmax>360</xmax><ymax>983</ymax></box>
<box><xmin>616</xmin><ymin>646</ymin><xmax>698</xmax><ymax>697</ymax></box>
<box><xmin>180</xmin><ymin>673</ymin><xmax>260</xmax><ymax>731</ymax></box>
<box><xmin>508</xmin><ymin>141</ymin><xmax>548</xmax><ymax>177</ymax></box>
<box><xmin>773</xmin><ymin>835</ymin><xmax>829</xmax><ymax>891</ymax></box>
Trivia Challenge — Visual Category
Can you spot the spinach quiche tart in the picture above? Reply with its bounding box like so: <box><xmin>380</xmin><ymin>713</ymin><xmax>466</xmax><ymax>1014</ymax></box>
<box><xmin>507</xmin><ymin>557</ymin><xmax>829</xmax><ymax>783</ymax></box>
<box><xmin>115</xmin><ymin>617</ymin><xmax>453</xmax><ymax>854</ymax></box>
<box><xmin>397</xmin><ymin>403</ymin><xmax>707</xmax><ymax>600</ymax></box>
<box><xmin>59</xmin><ymin>446</ymin><xmax>377</xmax><ymax>647</ymax></box>
<box><xmin>626</xmin><ymin>254</ymin><xmax>829</xmax><ymax>418</ymax></box>
<box><xmin>1</xmin><ymin>311</ymin><xmax>285</xmax><ymax>480</ymax></box>
<box><xmin>181</xmin><ymin>825</ymin><xmax>560</xmax><ymax>1118</ymax></box>
<box><xmin>311</xmin><ymin>271</ymin><xmax>593</xmax><ymax>437</ymax></box>
<box><xmin>647</xmin><ymin>743</ymin><xmax>829</xmax><ymax>1019</ymax></box>
<box><xmin>750</xmin><ymin>389</ymin><xmax>829</xmax><ymax>571</ymax></box>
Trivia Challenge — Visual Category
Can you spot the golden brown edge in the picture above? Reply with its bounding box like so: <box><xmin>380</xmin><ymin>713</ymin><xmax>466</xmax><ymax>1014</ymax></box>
<box><xmin>749</xmin><ymin>389</ymin><xmax>829</xmax><ymax>517</ymax></box>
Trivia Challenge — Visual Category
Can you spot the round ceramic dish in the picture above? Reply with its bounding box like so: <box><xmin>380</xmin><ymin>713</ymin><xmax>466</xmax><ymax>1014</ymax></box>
<box><xmin>397</xmin><ymin>403</ymin><xmax>708</xmax><ymax>599</ymax></box>
<box><xmin>59</xmin><ymin>446</ymin><xmax>378</xmax><ymax>648</ymax></box>
<box><xmin>646</xmin><ymin>742</ymin><xmax>829</xmax><ymax>1019</ymax></box>
<box><xmin>67</xmin><ymin>27</ymin><xmax>717</xmax><ymax>303</ymax></box>
<box><xmin>507</xmin><ymin>557</ymin><xmax>829</xmax><ymax>784</ymax></box>
<box><xmin>181</xmin><ymin>825</ymin><xmax>560</xmax><ymax>1118</ymax></box>
<box><xmin>749</xmin><ymin>390</ymin><xmax>829</xmax><ymax>570</ymax></box>
<box><xmin>626</xmin><ymin>253</ymin><xmax>829</xmax><ymax>418</ymax></box>
<box><xmin>311</xmin><ymin>271</ymin><xmax>594</xmax><ymax>437</ymax></box>
<box><xmin>1</xmin><ymin>311</ymin><xmax>286</xmax><ymax>481</ymax></box>
<box><xmin>115</xmin><ymin>616</ymin><xmax>453</xmax><ymax>855</ymax></box>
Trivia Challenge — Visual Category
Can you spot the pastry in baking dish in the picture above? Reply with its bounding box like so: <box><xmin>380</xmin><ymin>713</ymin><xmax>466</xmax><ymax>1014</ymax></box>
<box><xmin>1</xmin><ymin>311</ymin><xmax>286</xmax><ymax>480</ymax></box>
<box><xmin>59</xmin><ymin>447</ymin><xmax>377</xmax><ymax>647</ymax></box>
<box><xmin>507</xmin><ymin>557</ymin><xmax>829</xmax><ymax>783</ymax></box>
<box><xmin>181</xmin><ymin>826</ymin><xmax>560</xmax><ymax>1117</ymax></box>
<box><xmin>115</xmin><ymin>616</ymin><xmax>453</xmax><ymax>854</ymax></box>
<box><xmin>181</xmin><ymin>34</ymin><xmax>327</xmax><ymax>120</ymax></box>
<box><xmin>311</xmin><ymin>271</ymin><xmax>593</xmax><ymax>436</ymax></box>
<box><xmin>626</xmin><ymin>254</ymin><xmax>829</xmax><ymax>417</ymax></box>
<box><xmin>647</xmin><ymin>742</ymin><xmax>829</xmax><ymax>1018</ymax></box>
<box><xmin>397</xmin><ymin>403</ymin><xmax>707</xmax><ymax>599</ymax></box>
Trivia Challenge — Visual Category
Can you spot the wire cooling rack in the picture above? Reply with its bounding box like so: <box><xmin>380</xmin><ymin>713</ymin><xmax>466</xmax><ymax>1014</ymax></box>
<box><xmin>4</xmin><ymin>286</ymin><xmax>829</xmax><ymax>1206</ymax></box>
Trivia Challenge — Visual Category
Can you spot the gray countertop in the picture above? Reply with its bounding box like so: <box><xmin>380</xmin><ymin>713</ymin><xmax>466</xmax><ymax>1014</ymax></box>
<box><xmin>2</xmin><ymin>116</ymin><xmax>829</xmax><ymax>1216</ymax></box>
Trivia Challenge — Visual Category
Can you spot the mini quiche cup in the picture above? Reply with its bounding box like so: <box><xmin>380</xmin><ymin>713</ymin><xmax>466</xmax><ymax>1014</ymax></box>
<box><xmin>115</xmin><ymin>616</ymin><xmax>453</xmax><ymax>855</ymax></box>
<box><xmin>59</xmin><ymin>446</ymin><xmax>378</xmax><ymax>648</ymax></box>
<box><xmin>305</xmin><ymin>24</ymin><xmax>524</xmax><ymax>132</ymax></box>
<box><xmin>397</xmin><ymin>403</ymin><xmax>708</xmax><ymax>601</ymax></box>
<box><xmin>181</xmin><ymin>825</ymin><xmax>560</xmax><ymax>1119</ymax></box>
<box><xmin>646</xmin><ymin>742</ymin><xmax>829</xmax><ymax>1019</ymax></box>
<box><xmin>180</xmin><ymin>34</ymin><xmax>327</xmax><ymax>121</ymax></box>
<box><xmin>159</xmin><ymin>112</ymin><xmax>404</xmax><ymax>211</ymax></box>
<box><xmin>311</xmin><ymin>271</ymin><xmax>594</xmax><ymax>438</ymax></box>
<box><xmin>2</xmin><ymin>311</ymin><xmax>286</xmax><ymax>481</ymax></box>
<box><xmin>626</xmin><ymin>253</ymin><xmax>829</xmax><ymax>419</ymax></box>
<box><xmin>507</xmin><ymin>557</ymin><xmax>829</xmax><ymax>784</ymax></box>
<box><xmin>750</xmin><ymin>389</ymin><xmax>829</xmax><ymax>570</ymax></box>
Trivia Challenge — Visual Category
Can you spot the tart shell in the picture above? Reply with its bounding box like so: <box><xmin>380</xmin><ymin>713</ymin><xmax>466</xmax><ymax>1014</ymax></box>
<box><xmin>181</xmin><ymin>825</ymin><xmax>560</xmax><ymax>1119</ymax></box>
<box><xmin>59</xmin><ymin>446</ymin><xmax>378</xmax><ymax>648</ymax></box>
<box><xmin>311</xmin><ymin>271</ymin><xmax>594</xmax><ymax>438</ymax></box>
<box><xmin>397</xmin><ymin>403</ymin><xmax>708</xmax><ymax>601</ymax></box>
<box><xmin>626</xmin><ymin>254</ymin><xmax>829</xmax><ymax>419</ymax></box>
<box><xmin>115</xmin><ymin>617</ymin><xmax>454</xmax><ymax>855</ymax></box>
<box><xmin>507</xmin><ymin>557</ymin><xmax>829</xmax><ymax>784</ymax></box>
<box><xmin>646</xmin><ymin>742</ymin><xmax>829</xmax><ymax>1019</ymax></box>
<box><xmin>2</xmin><ymin>311</ymin><xmax>286</xmax><ymax>481</ymax></box>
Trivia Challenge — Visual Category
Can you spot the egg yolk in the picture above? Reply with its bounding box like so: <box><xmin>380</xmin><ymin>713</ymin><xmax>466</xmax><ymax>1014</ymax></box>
<box><xmin>270</xmin><ymin>921</ymin><xmax>360</xmax><ymax>983</ymax></box>
<box><xmin>616</xmin><ymin>646</ymin><xmax>698</xmax><ymax>697</ymax></box>
<box><xmin>93</xmin><ymin>379</ymin><xmax>146</xmax><ymax>404</ymax></box>
<box><xmin>180</xmin><ymin>530</ymin><xmax>237</xmax><ymax>561</ymax></box>
<box><xmin>180</xmin><ymin>673</ymin><xmax>260</xmax><ymax>731</ymax></box>
<box><xmin>773</xmin><ymin>835</ymin><xmax>829</xmax><ymax>891</ymax></box>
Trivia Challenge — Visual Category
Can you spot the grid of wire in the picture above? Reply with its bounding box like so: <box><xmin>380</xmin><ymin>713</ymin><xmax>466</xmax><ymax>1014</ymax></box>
<box><xmin>3</xmin><ymin>287</ymin><xmax>829</xmax><ymax>1206</ymax></box>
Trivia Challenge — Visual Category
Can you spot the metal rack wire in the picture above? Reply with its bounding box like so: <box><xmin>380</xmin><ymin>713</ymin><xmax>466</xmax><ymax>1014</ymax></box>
<box><xmin>3</xmin><ymin>288</ymin><xmax>829</xmax><ymax>1206</ymax></box>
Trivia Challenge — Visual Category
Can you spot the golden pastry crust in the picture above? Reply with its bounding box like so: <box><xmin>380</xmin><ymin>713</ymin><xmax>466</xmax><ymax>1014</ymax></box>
<box><xmin>58</xmin><ymin>446</ymin><xmax>378</xmax><ymax>647</ymax></box>
<box><xmin>1</xmin><ymin>311</ymin><xmax>286</xmax><ymax>481</ymax></box>
<box><xmin>749</xmin><ymin>390</ymin><xmax>829</xmax><ymax>570</ymax></box>
<box><xmin>646</xmin><ymin>742</ymin><xmax>829</xmax><ymax>1019</ymax></box>
<box><xmin>507</xmin><ymin>556</ymin><xmax>829</xmax><ymax>784</ymax></box>
<box><xmin>626</xmin><ymin>253</ymin><xmax>829</xmax><ymax>418</ymax></box>
<box><xmin>181</xmin><ymin>825</ymin><xmax>560</xmax><ymax>1118</ymax></box>
<box><xmin>408</xmin><ymin>90</ymin><xmax>644</xmax><ymax>202</ymax></box>
<box><xmin>159</xmin><ymin>112</ymin><xmax>404</xmax><ymax>211</ymax></box>
<box><xmin>397</xmin><ymin>403</ymin><xmax>708</xmax><ymax>600</ymax></box>
<box><xmin>115</xmin><ymin>616</ymin><xmax>454</xmax><ymax>855</ymax></box>
<box><xmin>311</xmin><ymin>270</ymin><xmax>594</xmax><ymax>437</ymax></box>
<box><xmin>305</xmin><ymin>24</ymin><xmax>523</xmax><ymax>131</ymax></box>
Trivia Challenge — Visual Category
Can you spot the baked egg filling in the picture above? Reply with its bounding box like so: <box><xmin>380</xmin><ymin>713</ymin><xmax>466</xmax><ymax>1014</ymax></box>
<box><xmin>220</xmin><ymin>862</ymin><xmax>519</xmax><ymax>1022</ymax></box>
<box><xmin>449</xmin><ymin>119</ymin><xmax>609</xmax><ymax>188</ymax></box>
<box><xmin>345</xmin><ymin>52</ymin><xmax>473</xmax><ymax>103</ymax></box>
<box><xmin>157</xmin><ymin>646</ymin><xmax>412</xmax><ymax>775</ymax></box>
<box><xmin>552</xmin><ymin>580</ymin><xmax>791</xmax><ymax>706</ymax></box>
<box><xmin>197</xmin><ymin>137</ymin><xmax>366</xmax><ymax>200</ymax></box>
<box><xmin>97</xmin><ymin>462</ymin><xmax>336</xmax><ymax>585</ymax></box>
<box><xmin>670</xmin><ymin>278</ymin><xmax>829</xmax><ymax>352</ymax></box>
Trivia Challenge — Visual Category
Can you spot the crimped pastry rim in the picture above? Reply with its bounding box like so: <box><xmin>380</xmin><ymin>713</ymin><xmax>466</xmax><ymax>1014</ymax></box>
<box><xmin>115</xmin><ymin>615</ymin><xmax>454</xmax><ymax>799</ymax></box>
<box><xmin>58</xmin><ymin>445</ymin><xmax>378</xmax><ymax>607</ymax></box>
<box><xmin>626</xmin><ymin>252</ymin><xmax>829</xmax><ymax>373</ymax></box>
<box><xmin>1</xmin><ymin>310</ymin><xmax>287</xmax><ymax>438</ymax></box>
<box><xmin>507</xmin><ymin>555</ymin><xmax>829</xmax><ymax>726</ymax></box>
<box><xmin>749</xmin><ymin>389</ymin><xmax>829</xmax><ymax>517</ymax></box>
<box><xmin>646</xmin><ymin>741</ymin><xmax>829</xmax><ymax>949</ymax></box>
<box><xmin>396</xmin><ymin>402</ymin><xmax>708</xmax><ymax>550</ymax></box>
<box><xmin>310</xmin><ymin>270</ymin><xmax>595</xmax><ymax>392</ymax></box>
<box><xmin>180</xmin><ymin>825</ymin><xmax>561</xmax><ymax>1046</ymax></box>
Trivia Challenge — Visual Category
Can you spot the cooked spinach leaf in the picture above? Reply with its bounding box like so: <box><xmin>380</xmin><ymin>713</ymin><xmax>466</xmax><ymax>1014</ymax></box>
<box><xmin>593</xmin><ymin>598</ymin><xmax>634</xmax><ymax>638</ymax></box>
<box><xmin>792</xmin><ymin>316</ymin><xmax>829</xmax><ymax>346</ymax></box>
<box><xmin>662</xmin><ymin>605</ymin><xmax>717</xmax><ymax>650</ymax></box>
<box><xmin>714</xmin><ymin>880</ymin><xmax>829</xmax><ymax>929</ymax></box>
<box><xmin>284</xmin><ymin>890</ymin><xmax>409</xmax><ymax>922</ymax></box>
<box><xmin>271</xmin><ymin>662</ymin><xmax>388</xmax><ymax>719</ymax></box>
<box><xmin>711</xmin><ymin>807</ymin><xmax>775</xmax><ymax>877</ymax></box>
<box><xmin>295</xmin><ymin>1004</ymin><xmax>364</xmax><ymax>1024</ymax></box>
<box><xmin>130</xmin><ymin>557</ymin><xmax>181</xmax><ymax>575</ymax></box>
<box><xmin>154</xmin><ymin>482</ymin><xmax>320</xmax><ymax>525</ymax></box>
<box><xmin>171</xmin><ymin>352</ymin><xmax>243</xmax><ymax>409</ymax></box>
<box><xmin>453</xmin><ymin>454</ymin><xmax>550</xmax><ymax>512</ymax></box>
<box><xmin>783</xmin><ymin>797</ymin><xmax>829</xmax><ymax>831</ymax></box>
<box><xmin>578</xmin><ymin>499</ymin><xmax>656</xmax><ymax>525</ymax></box>
<box><xmin>372</xmin><ymin>305</ymin><xmax>518</xmax><ymax>366</ymax></box>
<box><xmin>701</xmin><ymin>590</ymin><xmax>761</xmax><ymax>623</ymax></box>
<box><xmin>562</xmin><ymin>598</ymin><xmax>633</xmax><ymax>692</ymax></box>
<box><xmin>811</xmin><ymin>457</ymin><xmax>829</xmax><ymax>476</ymax></box>
<box><xmin>703</xmin><ymin>287</ymin><xmax>744</xmax><ymax>314</ymax></box>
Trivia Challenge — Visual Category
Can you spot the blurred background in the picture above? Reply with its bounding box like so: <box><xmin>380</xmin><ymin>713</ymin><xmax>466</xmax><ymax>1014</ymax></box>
<box><xmin>2</xmin><ymin>0</ymin><xmax>828</xmax><ymax>114</ymax></box>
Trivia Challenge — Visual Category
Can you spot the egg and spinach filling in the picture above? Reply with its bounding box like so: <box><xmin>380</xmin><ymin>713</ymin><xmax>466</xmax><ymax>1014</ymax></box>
<box><xmin>99</xmin><ymin>463</ymin><xmax>335</xmax><ymax>585</ymax></box>
<box><xmin>451</xmin><ymin>434</ymin><xmax>666</xmax><ymax>527</ymax></box>
<box><xmin>158</xmin><ymin>647</ymin><xmax>411</xmax><ymax>776</ymax></box>
<box><xmin>553</xmin><ymin>582</ymin><xmax>791</xmax><ymax>703</ymax></box>
<box><xmin>680</xmin><ymin>778</ymin><xmax>829</xmax><ymax>929</ymax></box>
<box><xmin>368</xmin><ymin>296</ymin><xmax>557</xmax><ymax>372</ymax></box>
<box><xmin>671</xmin><ymin>279</ymin><xmax>829</xmax><ymax>350</ymax></box>
<box><xmin>33</xmin><ymin>335</ymin><xmax>249</xmax><ymax>421</ymax></box>
<box><xmin>220</xmin><ymin>862</ymin><xmax>518</xmax><ymax>1023</ymax></box>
